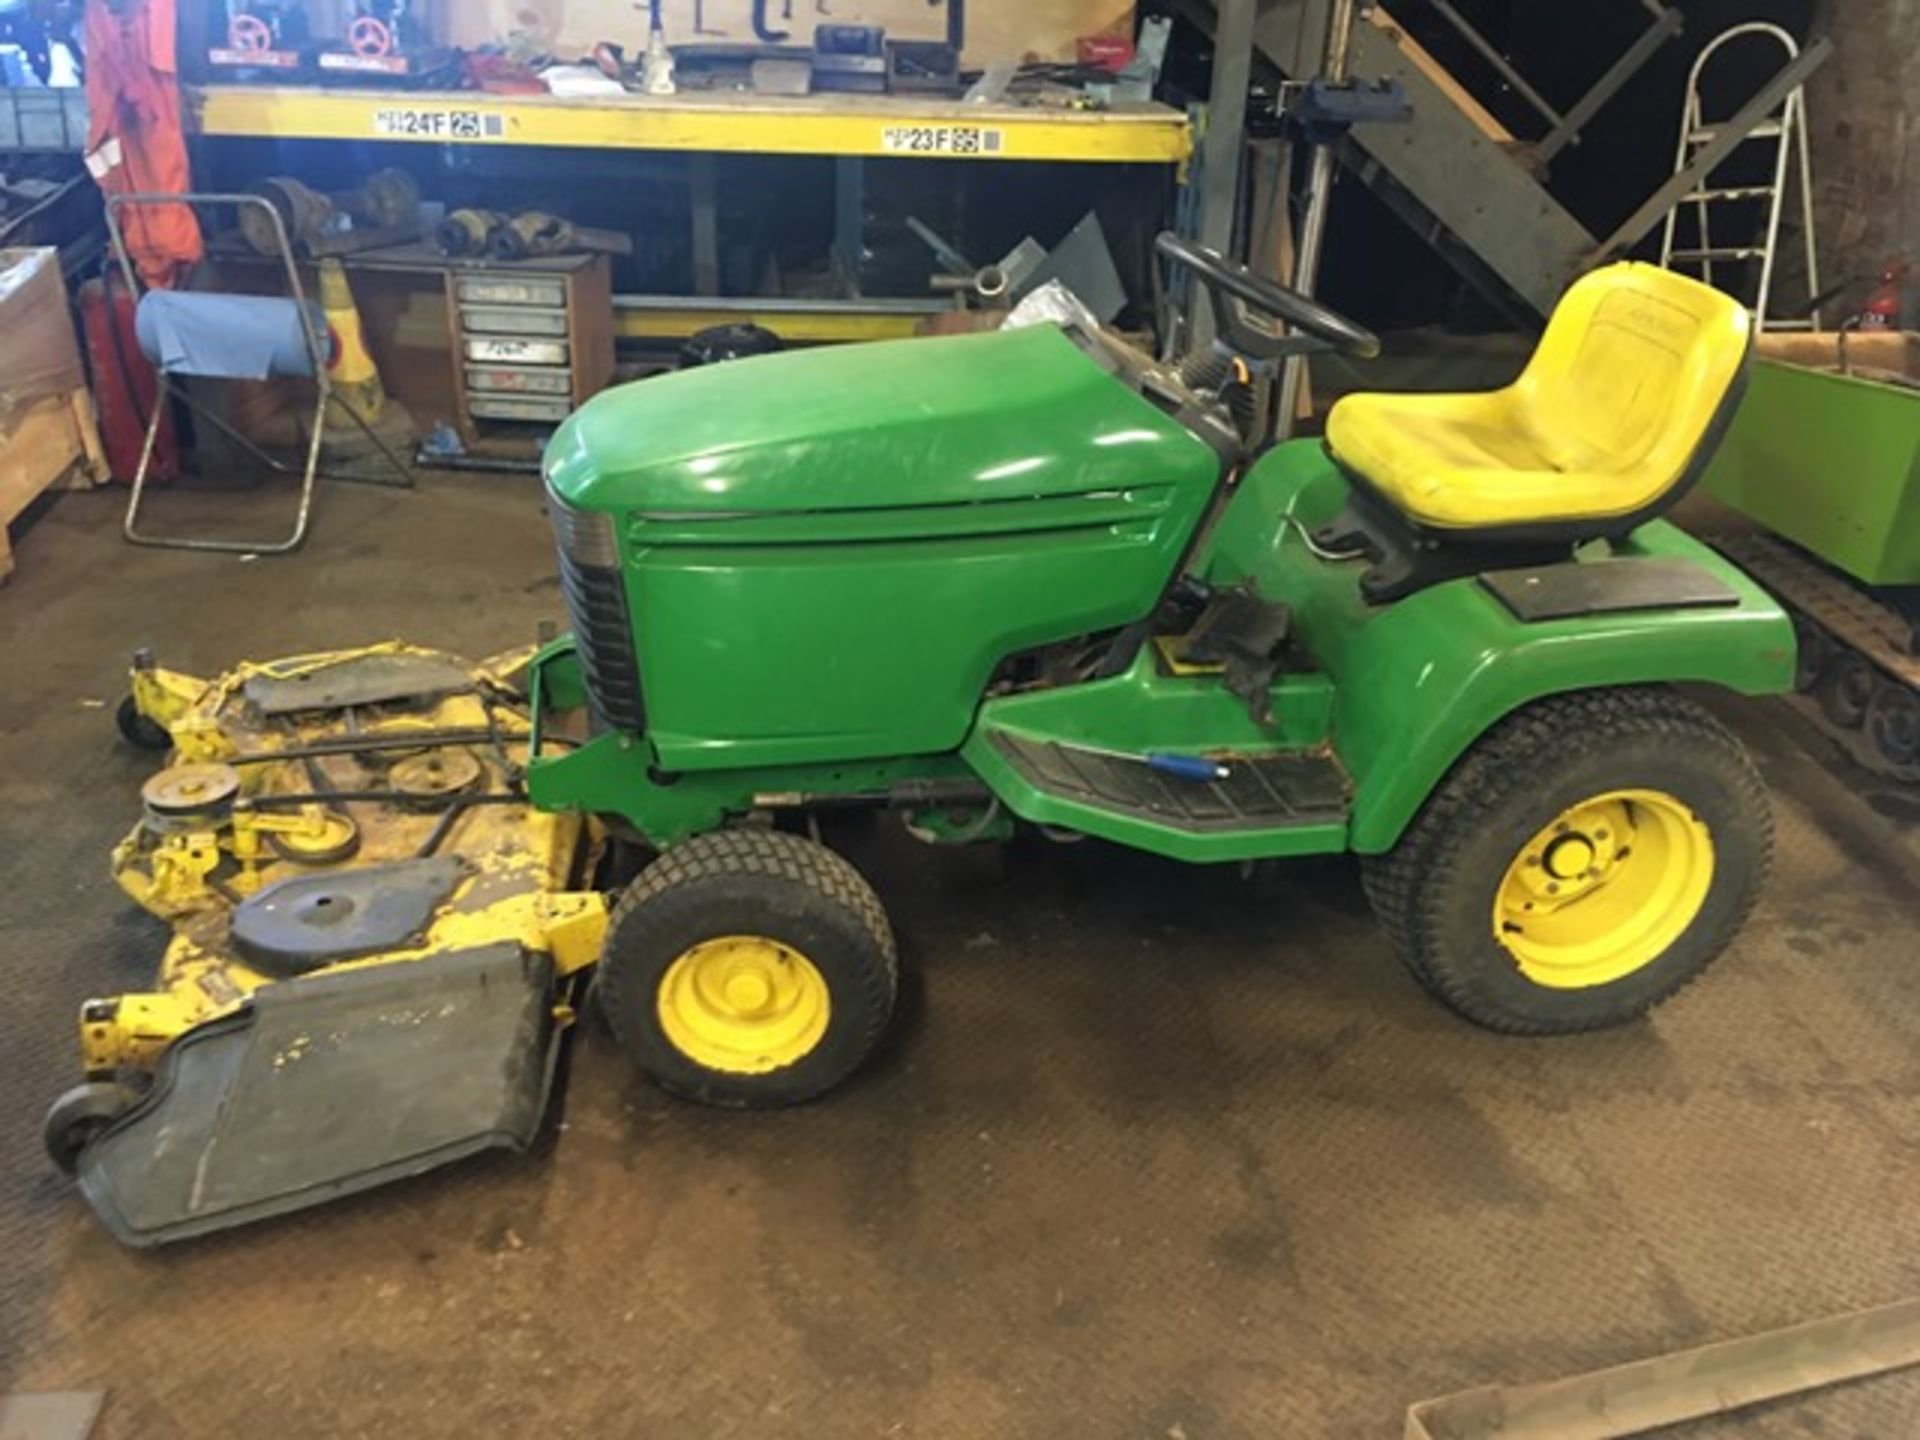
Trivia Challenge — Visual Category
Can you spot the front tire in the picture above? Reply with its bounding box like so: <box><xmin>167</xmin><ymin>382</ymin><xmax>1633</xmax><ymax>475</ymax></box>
<box><xmin>597</xmin><ymin>828</ymin><xmax>898</xmax><ymax>1106</ymax></box>
<box><xmin>1363</xmin><ymin>687</ymin><xmax>1771</xmax><ymax>1034</ymax></box>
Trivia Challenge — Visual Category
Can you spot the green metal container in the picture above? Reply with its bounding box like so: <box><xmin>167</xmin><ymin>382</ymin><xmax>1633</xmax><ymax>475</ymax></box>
<box><xmin>1704</xmin><ymin>356</ymin><xmax>1920</xmax><ymax>586</ymax></box>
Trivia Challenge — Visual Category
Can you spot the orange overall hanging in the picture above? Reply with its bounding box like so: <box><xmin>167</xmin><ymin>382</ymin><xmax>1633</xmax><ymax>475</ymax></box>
<box><xmin>84</xmin><ymin>0</ymin><xmax>203</xmax><ymax>289</ymax></box>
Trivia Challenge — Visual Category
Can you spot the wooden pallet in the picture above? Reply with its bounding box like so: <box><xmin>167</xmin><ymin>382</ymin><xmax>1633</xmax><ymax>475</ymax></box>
<box><xmin>0</xmin><ymin>386</ymin><xmax>106</xmax><ymax>580</ymax></box>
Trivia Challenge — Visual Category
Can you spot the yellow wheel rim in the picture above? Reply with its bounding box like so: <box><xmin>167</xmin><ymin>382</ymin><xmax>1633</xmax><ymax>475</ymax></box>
<box><xmin>656</xmin><ymin>935</ymin><xmax>831</xmax><ymax>1074</ymax></box>
<box><xmin>1493</xmin><ymin>789</ymin><xmax>1715</xmax><ymax>990</ymax></box>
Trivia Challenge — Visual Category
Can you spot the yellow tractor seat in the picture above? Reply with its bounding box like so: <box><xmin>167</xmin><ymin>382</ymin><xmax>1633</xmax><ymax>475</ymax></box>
<box><xmin>1318</xmin><ymin>263</ymin><xmax>1752</xmax><ymax>602</ymax></box>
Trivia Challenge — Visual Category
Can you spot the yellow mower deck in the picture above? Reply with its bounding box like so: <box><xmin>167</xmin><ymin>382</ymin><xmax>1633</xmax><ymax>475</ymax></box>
<box><xmin>56</xmin><ymin>642</ymin><xmax>609</xmax><ymax>1245</ymax></box>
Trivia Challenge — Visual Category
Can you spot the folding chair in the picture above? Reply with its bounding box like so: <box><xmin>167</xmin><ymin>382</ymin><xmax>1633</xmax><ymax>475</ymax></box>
<box><xmin>105</xmin><ymin>191</ymin><xmax>412</xmax><ymax>554</ymax></box>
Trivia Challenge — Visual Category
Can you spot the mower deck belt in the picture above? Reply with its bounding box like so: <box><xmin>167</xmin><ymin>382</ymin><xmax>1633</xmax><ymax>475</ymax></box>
<box><xmin>1479</xmin><ymin>558</ymin><xmax>1740</xmax><ymax>623</ymax></box>
<box><xmin>76</xmin><ymin>943</ymin><xmax>561</xmax><ymax>1247</ymax></box>
<box><xmin>991</xmin><ymin>733</ymin><xmax>1348</xmax><ymax>830</ymax></box>
<box><xmin>243</xmin><ymin>652</ymin><xmax>476</xmax><ymax>713</ymax></box>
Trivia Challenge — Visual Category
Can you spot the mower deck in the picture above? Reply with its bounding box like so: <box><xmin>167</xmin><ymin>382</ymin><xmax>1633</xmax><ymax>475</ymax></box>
<box><xmin>55</xmin><ymin>642</ymin><xmax>609</xmax><ymax>1244</ymax></box>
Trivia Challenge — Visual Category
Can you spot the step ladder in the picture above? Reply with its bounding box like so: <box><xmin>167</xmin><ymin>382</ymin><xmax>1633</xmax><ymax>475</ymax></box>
<box><xmin>1659</xmin><ymin>23</ymin><xmax>1821</xmax><ymax>332</ymax></box>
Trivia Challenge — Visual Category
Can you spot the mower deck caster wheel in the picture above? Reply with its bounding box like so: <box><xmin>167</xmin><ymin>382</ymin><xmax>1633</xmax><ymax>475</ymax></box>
<box><xmin>44</xmin><ymin>1081</ymin><xmax>141</xmax><ymax>1175</ymax></box>
<box><xmin>598</xmin><ymin>828</ymin><xmax>898</xmax><ymax>1107</ymax></box>
<box><xmin>116</xmin><ymin>695</ymin><xmax>172</xmax><ymax>752</ymax></box>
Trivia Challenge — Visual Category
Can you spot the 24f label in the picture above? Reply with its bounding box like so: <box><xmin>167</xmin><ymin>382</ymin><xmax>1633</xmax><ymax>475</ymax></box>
<box><xmin>372</xmin><ymin>108</ymin><xmax>505</xmax><ymax>141</ymax></box>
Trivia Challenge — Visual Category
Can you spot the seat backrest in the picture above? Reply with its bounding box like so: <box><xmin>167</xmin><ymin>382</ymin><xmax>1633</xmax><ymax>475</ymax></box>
<box><xmin>1516</xmin><ymin>262</ymin><xmax>1751</xmax><ymax>507</ymax></box>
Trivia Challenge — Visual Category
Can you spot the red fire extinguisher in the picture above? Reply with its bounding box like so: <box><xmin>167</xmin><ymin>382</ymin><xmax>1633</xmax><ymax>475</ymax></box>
<box><xmin>1854</xmin><ymin>261</ymin><xmax>1909</xmax><ymax>331</ymax></box>
<box><xmin>79</xmin><ymin>273</ymin><xmax>181</xmax><ymax>484</ymax></box>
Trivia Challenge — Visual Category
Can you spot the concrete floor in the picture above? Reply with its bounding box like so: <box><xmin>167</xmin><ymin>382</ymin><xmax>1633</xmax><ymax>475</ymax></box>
<box><xmin>4</xmin><ymin>477</ymin><xmax>1920</xmax><ymax>1438</ymax></box>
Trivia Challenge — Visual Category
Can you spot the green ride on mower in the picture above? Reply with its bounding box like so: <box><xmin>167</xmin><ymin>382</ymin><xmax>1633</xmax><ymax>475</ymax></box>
<box><xmin>51</xmin><ymin>234</ymin><xmax>1794</xmax><ymax>1245</ymax></box>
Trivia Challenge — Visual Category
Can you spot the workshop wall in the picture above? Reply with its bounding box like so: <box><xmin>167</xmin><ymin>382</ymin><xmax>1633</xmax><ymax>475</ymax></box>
<box><xmin>1805</xmin><ymin>0</ymin><xmax>1918</xmax><ymax>300</ymax></box>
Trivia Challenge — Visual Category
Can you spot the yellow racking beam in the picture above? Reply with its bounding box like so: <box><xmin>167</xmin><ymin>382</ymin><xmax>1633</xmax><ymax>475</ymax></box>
<box><xmin>190</xmin><ymin>86</ymin><xmax>1192</xmax><ymax>164</ymax></box>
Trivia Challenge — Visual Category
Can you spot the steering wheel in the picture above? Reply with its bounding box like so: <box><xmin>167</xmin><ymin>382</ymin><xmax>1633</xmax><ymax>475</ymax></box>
<box><xmin>1156</xmin><ymin>232</ymin><xmax>1380</xmax><ymax>360</ymax></box>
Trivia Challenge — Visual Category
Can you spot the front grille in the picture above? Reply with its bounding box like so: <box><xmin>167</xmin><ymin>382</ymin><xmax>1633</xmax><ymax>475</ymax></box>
<box><xmin>547</xmin><ymin>490</ymin><xmax>646</xmax><ymax>734</ymax></box>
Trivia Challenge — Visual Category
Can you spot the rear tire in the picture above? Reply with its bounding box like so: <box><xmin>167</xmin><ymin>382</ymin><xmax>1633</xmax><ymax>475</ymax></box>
<box><xmin>1363</xmin><ymin>687</ymin><xmax>1770</xmax><ymax>1034</ymax></box>
<box><xmin>597</xmin><ymin>828</ymin><xmax>898</xmax><ymax>1106</ymax></box>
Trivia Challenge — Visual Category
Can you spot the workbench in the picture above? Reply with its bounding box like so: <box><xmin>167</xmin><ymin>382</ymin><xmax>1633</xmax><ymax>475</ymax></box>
<box><xmin>186</xmin><ymin>83</ymin><xmax>1190</xmax><ymax>343</ymax></box>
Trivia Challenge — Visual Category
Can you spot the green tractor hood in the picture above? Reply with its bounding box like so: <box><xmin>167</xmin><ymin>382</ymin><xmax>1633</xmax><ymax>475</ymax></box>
<box><xmin>538</xmin><ymin>323</ymin><xmax>1222</xmax><ymax>771</ymax></box>
<box><xmin>543</xmin><ymin>324</ymin><xmax>1212</xmax><ymax>518</ymax></box>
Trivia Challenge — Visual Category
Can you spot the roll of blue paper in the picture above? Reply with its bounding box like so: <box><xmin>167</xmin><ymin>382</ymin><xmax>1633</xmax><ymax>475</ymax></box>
<box><xmin>135</xmin><ymin>291</ymin><xmax>330</xmax><ymax>380</ymax></box>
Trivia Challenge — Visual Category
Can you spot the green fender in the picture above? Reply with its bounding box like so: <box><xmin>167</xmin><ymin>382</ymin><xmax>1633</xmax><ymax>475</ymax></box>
<box><xmin>1205</xmin><ymin>443</ymin><xmax>1797</xmax><ymax>854</ymax></box>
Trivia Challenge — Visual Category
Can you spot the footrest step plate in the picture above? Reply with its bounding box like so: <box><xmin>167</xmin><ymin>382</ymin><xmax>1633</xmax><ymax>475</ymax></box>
<box><xmin>990</xmin><ymin>733</ymin><xmax>1348</xmax><ymax>832</ymax></box>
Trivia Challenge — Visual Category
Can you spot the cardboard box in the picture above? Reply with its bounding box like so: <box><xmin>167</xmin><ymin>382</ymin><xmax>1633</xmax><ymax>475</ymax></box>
<box><xmin>0</xmin><ymin>247</ymin><xmax>85</xmax><ymax>411</ymax></box>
